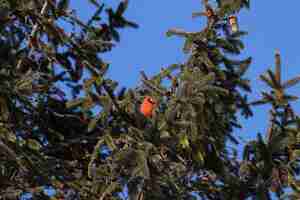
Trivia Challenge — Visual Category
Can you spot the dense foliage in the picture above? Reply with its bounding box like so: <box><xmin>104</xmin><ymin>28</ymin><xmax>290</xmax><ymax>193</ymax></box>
<box><xmin>1</xmin><ymin>0</ymin><xmax>300</xmax><ymax>199</ymax></box>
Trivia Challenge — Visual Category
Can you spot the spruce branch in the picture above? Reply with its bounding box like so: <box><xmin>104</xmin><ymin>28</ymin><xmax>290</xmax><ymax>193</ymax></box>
<box><xmin>0</xmin><ymin>139</ymin><xmax>17</xmax><ymax>160</ymax></box>
<box><xmin>16</xmin><ymin>0</ymin><xmax>49</xmax><ymax>70</ymax></box>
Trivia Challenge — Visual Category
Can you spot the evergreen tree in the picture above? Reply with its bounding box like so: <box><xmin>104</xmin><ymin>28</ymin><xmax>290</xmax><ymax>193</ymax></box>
<box><xmin>1</xmin><ymin>0</ymin><xmax>300</xmax><ymax>200</ymax></box>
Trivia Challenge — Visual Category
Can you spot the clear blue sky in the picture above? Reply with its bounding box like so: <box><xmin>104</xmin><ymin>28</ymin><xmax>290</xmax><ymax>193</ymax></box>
<box><xmin>71</xmin><ymin>1</ymin><xmax>300</xmax><ymax>144</ymax></box>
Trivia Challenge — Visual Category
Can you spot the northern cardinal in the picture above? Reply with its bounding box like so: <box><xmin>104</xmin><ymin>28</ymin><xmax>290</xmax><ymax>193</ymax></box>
<box><xmin>140</xmin><ymin>96</ymin><xmax>156</xmax><ymax>118</ymax></box>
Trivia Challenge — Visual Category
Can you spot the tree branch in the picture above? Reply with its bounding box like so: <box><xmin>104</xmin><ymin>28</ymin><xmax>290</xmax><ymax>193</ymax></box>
<box><xmin>16</xmin><ymin>0</ymin><xmax>49</xmax><ymax>70</ymax></box>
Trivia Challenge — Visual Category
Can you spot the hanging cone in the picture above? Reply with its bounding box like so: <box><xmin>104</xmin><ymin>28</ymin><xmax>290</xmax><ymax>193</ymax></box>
<box><xmin>205</xmin><ymin>6</ymin><xmax>214</xmax><ymax>18</ymax></box>
<box><xmin>229</xmin><ymin>15</ymin><xmax>239</xmax><ymax>33</ymax></box>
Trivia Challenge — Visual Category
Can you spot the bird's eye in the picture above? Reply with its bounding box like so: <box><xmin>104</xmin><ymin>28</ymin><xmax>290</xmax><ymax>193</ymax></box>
<box><xmin>147</xmin><ymin>98</ymin><xmax>155</xmax><ymax>104</ymax></box>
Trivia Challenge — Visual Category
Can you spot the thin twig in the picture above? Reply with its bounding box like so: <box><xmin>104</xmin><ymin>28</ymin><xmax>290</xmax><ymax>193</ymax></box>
<box><xmin>140</xmin><ymin>70</ymin><xmax>149</xmax><ymax>80</ymax></box>
<box><xmin>16</xmin><ymin>0</ymin><xmax>49</xmax><ymax>70</ymax></box>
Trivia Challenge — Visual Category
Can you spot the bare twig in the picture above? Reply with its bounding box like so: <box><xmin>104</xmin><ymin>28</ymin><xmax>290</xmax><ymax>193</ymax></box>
<box><xmin>140</xmin><ymin>70</ymin><xmax>149</xmax><ymax>80</ymax></box>
<box><xmin>16</xmin><ymin>0</ymin><xmax>49</xmax><ymax>70</ymax></box>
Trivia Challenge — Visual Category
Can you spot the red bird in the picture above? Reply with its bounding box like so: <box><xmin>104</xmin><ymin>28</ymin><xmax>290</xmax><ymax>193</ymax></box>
<box><xmin>140</xmin><ymin>96</ymin><xmax>157</xmax><ymax>118</ymax></box>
